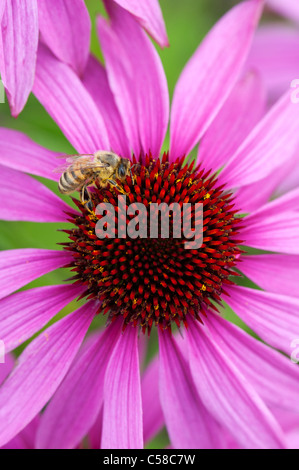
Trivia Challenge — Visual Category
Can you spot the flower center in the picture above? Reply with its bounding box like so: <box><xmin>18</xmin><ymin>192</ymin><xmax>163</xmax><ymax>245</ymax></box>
<box><xmin>62</xmin><ymin>153</ymin><xmax>242</xmax><ymax>334</ymax></box>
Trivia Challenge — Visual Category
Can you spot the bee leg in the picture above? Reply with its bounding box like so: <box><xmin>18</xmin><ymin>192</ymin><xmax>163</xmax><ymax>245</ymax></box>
<box><xmin>81</xmin><ymin>186</ymin><xmax>93</xmax><ymax>212</ymax></box>
<box><xmin>107</xmin><ymin>179</ymin><xmax>127</xmax><ymax>195</ymax></box>
<box><xmin>129</xmin><ymin>167</ymin><xmax>134</xmax><ymax>185</ymax></box>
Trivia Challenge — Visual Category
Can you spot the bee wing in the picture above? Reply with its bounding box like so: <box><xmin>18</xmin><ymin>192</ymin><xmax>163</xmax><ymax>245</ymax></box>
<box><xmin>54</xmin><ymin>155</ymin><xmax>110</xmax><ymax>174</ymax></box>
<box><xmin>55</xmin><ymin>153</ymin><xmax>94</xmax><ymax>160</ymax></box>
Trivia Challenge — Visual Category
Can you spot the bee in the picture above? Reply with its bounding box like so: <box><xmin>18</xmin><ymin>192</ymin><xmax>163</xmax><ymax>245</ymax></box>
<box><xmin>57</xmin><ymin>151</ymin><xmax>133</xmax><ymax>211</ymax></box>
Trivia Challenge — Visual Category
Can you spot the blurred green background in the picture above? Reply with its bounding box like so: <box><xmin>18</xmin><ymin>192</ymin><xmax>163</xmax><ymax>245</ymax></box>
<box><xmin>0</xmin><ymin>0</ymin><xmax>258</xmax><ymax>448</ymax></box>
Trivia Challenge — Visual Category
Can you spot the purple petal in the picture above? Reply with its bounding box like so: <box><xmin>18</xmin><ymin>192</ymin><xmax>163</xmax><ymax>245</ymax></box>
<box><xmin>33</xmin><ymin>43</ymin><xmax>110</xmax><ymax>154</ymax></box>
<box><xmin>197</xmin><ymin>71</ymin><xmax>265</xmax><ymax>174</ymax></box>
<box><xmin>208</xmin><ymin>314</ymin><xmax>299</xmax><ymax>413</ymax></box>
<box><xmin>187</xmin><ymin>319</ymin><xmax>286</xmax><ymax>449</ymax></box>
<box><xmin>101</xmin><ymin>325</ymin><xmax>143</xmax><ymax>449</ymax></box>
<box><xmin>0</xmin><ymin>0</ymin><xmax>38</xmax><ymax>116</ymax></box>
<box><xmin>141</xmin><ymin>358</ymin><xmax>164</xmax><ymax>443</ymax></box>
<box><xmin>0</xmin><ymin>248</ymin><xmax>72</xmax><ymax>300</ymax></box>
<box><xmin>38</xmin><ymin>0</ymin><xmax>90</xmax><ymax>76</ymax></box>
<box><xmin>0</xmin><ymin>301</ymin><xmax>96</xmax><ymax>447</ymax></box>
<box><xmin>36</xmin><ymin>321</ymin><xmax>122</xmax><ymax>449</ymax></box>
<box><xmin>225</xmin><ymin>285</ymin><xmax>299</xmax><ymax>355</ymax></box>
<box><xmin>0</xmin><ymin>128</ymin><xmax>60</xmax><ymax>181</ymax></box>
<box><xmin>0</xmin><ymin>165</ymin><xmax>71</xmax><ymax>222</ymax></box>
<box><xmin>158</xmin><ymin>330</ymin><xmax>227</xmax><ymax>449</ymax></box>
<box><xmin>0</xmin><ymin>284</ymin><xmax>83</xmax><ymax>353</ymax></box>
<box><xmin>97</xmin><ymin>2</ymin><xmax>169</xmax><ymax>160</ymax></box>
<box><xmin>240</xmin><ymin>254</ymin><xmax>299</xmax><ymax>298</ymax></box>
<box><xmin>82</xmin><ymin>55</ymin><xmax>131</xmax><ymax>158</ymax></box>
<box><xmin>220</xmin><ymin>91</ymin><xmax>299</xmax><ymax>188</ymax></box>
<box><xmin>110</xmin><ymin>0</ymin><xmax>168</xmax><ymax>48</ymax></box>
<box><xmin>170</xmin><ymin>0</ymin><xmax>263</xmax><ymax>159</ymax></box>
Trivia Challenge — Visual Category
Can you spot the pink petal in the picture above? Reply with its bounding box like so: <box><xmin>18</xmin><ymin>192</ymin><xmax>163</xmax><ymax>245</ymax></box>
<box><xmin>88</xmin><ymin>407</ymin><xmax>103</xmax><ymax>450</ymax></box>
<box><xmin>36</xmin><ymin>321</ymin><xmax>122</xmax><ymax>449</ymax></box>
<box><xmin>137</xmin><ymin>333</ymin><xmax>148</xmax><ymax>368</ymax></box>
<box><xmin>110</xmin><ymin>0</ymin><xmax>168</xmax><ymax>47</ymax></box>
<box><xmin>101</xmin><ymin>325</ymin><xmax>143</xmax><ymax>449</ymax></box>
<box><xmin>268</xmin><ymin>0</ymin><xmax>299</xmax><ymax>23</ymax></box>
<box><xmin>220</xmin><ymin>91</ymin><xmax>299</xmax><ymax>188</ymax></box>
<box><xmin>233</xmin><ymin>136</ymin><xmax>299</xmax><ymax>213</ymax></box>
<box><xmin>197</xmin><ymin>71</ymin><xmax>266</xmax><ymax>174</ymax></box>
<box><xmin>0</xmin><ymin>248</ymin><xmax>72</xmax><ymax>300</ymax></box>
<box><xmin>0</xmin><ymin>284</ymin><xmax>83</xmax><ymax>353</ymax></box>
<box><xmin>187</xmin><ymin>319</ymin><xmax>286</xmax><ymax>449</ymax></box>
<box><xmin>272</xmin><ymin>408</ymin><xmax>299</xmax><ymax>433</ymax></box>
<box><xmin>0</xmin><ymin>353</ymin><xmax>14</xmax><ymax>385</ymax></box>
<box><xmin>158</xmin><ymin>330</ymin><xmax>227</xmax><ymax>449</ymax></box>
<box><xmin>2</xmin><ymin>415</ymin><xmax>40</xmax><ymax>449</ymax></box>
<box><xmin>241</xmin><ymin>202</ymin><xmax>299</xmax><ymax>254</ymax></box>
<box><xmin>247</xmin><ymin>187</ymin><xmax>299</xmax><ymax>218</ymax></box>
<box><xmin>97</xmin><ymin>1</ymin><xmax>169</xmax><ymax>160</ymax></box>
<box><xmin>33</xmin><ymin>43</ymin><xmax>110</xmax><ymax>154</ymax></box>
<box><xmin>38</xmin><ymin>0</ymin><xmax>91</xmax><ymax>76</ymax></box>
<box><xmin>0</xmin><ymin>0</ymin><xmax>38</xmax><ymax>116</ymax></box>
<box><xmin>275</xmin><ymin>146</ymin><xmax>299</xmax><ymax>195</ymax></box>
<box><xmin>246</xmin><ymin>25</ymin><xmax>299</xmax><ymax>102</ymax></box>
<box><xmin>208</xmin><ymin>314</ymin><xmax>299</xmax><ymax>413</ymax></box>
<box><xmin>234</xmin><ymin>175</ymin><xmax>279</xmax><ymax>213</ymax></box>
<box><xmin>0</xmin><ymin>165</ymin><xmax>71</xmax><ymax>222</ymax></box>
<box><xmin>225</xmin><ymin>285</ymin><xmax>299</xmax><ymax>355</ymax></box>
<box><xmin>0</xmin><ymin>128</ymin><xmax>59</xmax><ymax>181</ymax></box>
<box><xmin>141</xmin><ymin>358</ymin><xmax>164</xmax><ymax>443</ymax></box>
<box><xmin>0</xmin><ymin>2</ymin><xmax>5</xmax><ymax>22</ymax></box>
<box><xmin>170</xmin><ymin>0</ymin><xmax>263</xmax><ymax>159</ymax></box>
<box><xmin>82</xmin><ymin>55</ymin><xmax>131</xmax><ymax>158</ymax></box>
<box><xmin>240</xmin><ymin>254</ymin><xmax>299</xmax><ymax>298</ymax></box>
<box><xmin>286</xmin><ymin>428</ymin><xmax>299</xmax><ymax>449</ymax></box>
<box><xmin>0</xmin><ymin>301</ymin><xmax>96</xmax><ymax>447</ymax></box>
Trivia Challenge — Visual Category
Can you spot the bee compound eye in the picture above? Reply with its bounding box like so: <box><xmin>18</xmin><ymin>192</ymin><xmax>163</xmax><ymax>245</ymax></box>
<box><xmin>119</xmin><ymin>166</ymin><xmax>126</xmax><ymax>178</ymax></box>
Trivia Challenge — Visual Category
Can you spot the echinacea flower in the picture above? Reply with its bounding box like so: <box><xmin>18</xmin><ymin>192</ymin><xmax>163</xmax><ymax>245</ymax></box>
<box><xmin>1</xmin><ymin>0</ymin><xmax>299</xmax><ymax>449</ymax></box>
<box><xmin>0</xmin><ymin>0</ymin><xmax>168</xmax><ymax>117</ymax></box>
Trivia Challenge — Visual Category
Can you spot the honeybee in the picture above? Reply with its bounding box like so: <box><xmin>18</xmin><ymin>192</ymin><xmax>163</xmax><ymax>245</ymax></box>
<box><xmin>57</xmin><ymin>151</ymin><xmax>133</xmax><ymax>211</ymax></box>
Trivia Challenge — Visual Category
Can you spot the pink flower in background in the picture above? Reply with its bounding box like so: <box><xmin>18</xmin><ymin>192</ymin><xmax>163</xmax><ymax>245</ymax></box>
<box><xmin>267</xmin><ymin>0</ymin><xmax>299</xmax><ymax>23</ymax></box>
<box><xmin>246</xmin><ymin>0</ymin><xmax>299</xmax><ymax>196</ymax></box>
<box><xmin>0</xmin><ymin>0</ymin><xmax>168</xmax><ymax>117</ymax></box>
<box><xmin>247</xmin><ymin>0</ymin><xmax>299</xmax><ymax>104</ymax></box>
<box><xmin>0</xmin><ymin>0</ymin><xmax>299</xmax><ymax>449</ymax></box>
<box><xmin>246</xmin><ymin>25</ymin><xmax>299</xmax><ymax>106</ymax></box>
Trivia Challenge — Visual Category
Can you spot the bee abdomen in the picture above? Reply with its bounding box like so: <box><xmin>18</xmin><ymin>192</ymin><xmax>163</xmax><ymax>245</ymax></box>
<box><xmin>58</xmin><ymin>170</ymin><xmax>82</xmax><ymax>194</ymax></box>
